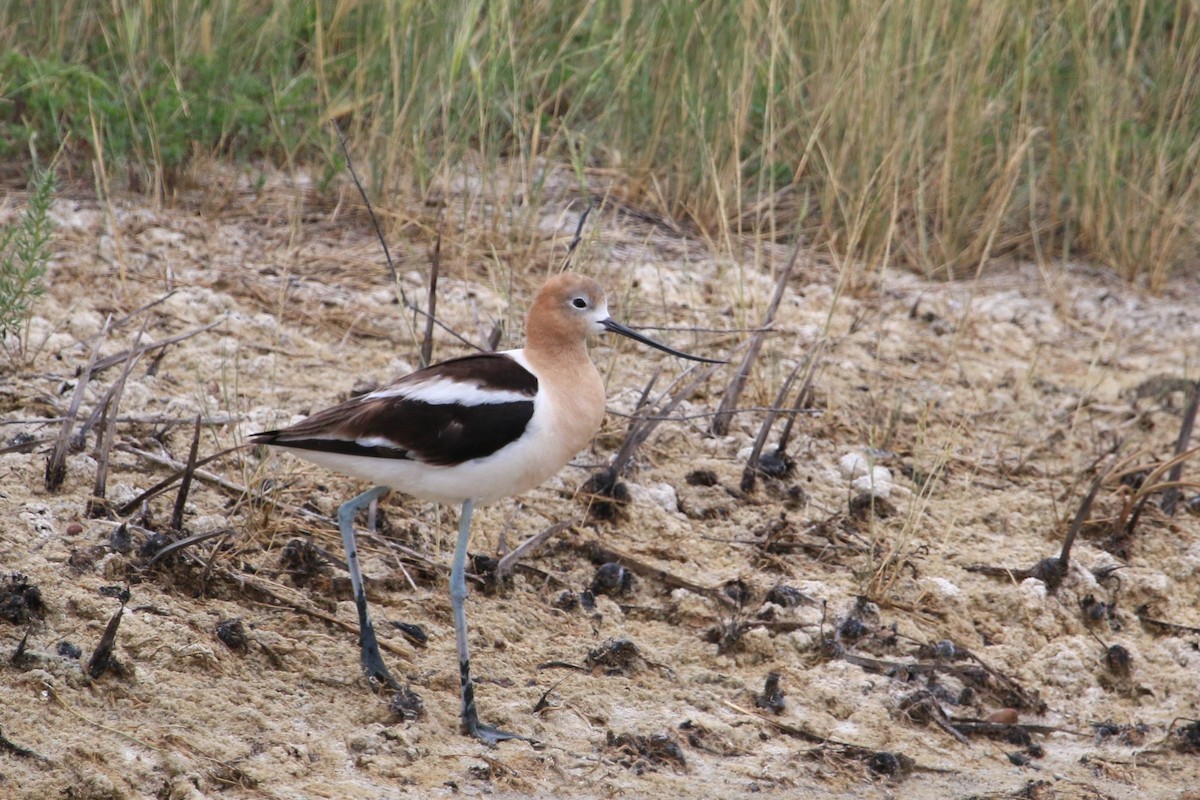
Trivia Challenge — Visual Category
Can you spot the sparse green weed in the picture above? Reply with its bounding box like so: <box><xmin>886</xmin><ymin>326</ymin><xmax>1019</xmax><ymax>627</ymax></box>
<box><xmin>0</xmin><ymin>151</ymin><xmax>56</xmax><ymax>364</ymax></box>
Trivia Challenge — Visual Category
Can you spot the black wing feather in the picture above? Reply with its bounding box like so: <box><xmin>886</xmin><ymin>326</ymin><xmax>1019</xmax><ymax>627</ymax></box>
<box><xmin>253</xmin><ymin>353</ymin><xmax>537</xmax><ymax>466</ymax></box>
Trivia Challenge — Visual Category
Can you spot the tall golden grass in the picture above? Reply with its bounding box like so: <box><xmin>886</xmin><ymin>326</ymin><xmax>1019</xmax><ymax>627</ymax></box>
<box><xmin>2</xmin><ymin>0</ymin><xmax>1197</xmax><ymax>288</ymax></box>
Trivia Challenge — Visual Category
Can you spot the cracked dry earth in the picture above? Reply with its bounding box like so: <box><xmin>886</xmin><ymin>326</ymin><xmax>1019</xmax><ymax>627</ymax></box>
<box><xmin>2</xmin><ymin>174</ymin><xmax>1199</xmax><ymax>799</ymax></box>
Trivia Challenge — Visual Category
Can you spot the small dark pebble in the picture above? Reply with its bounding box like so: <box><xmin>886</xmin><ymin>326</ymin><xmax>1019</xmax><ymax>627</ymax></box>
<box><xmin>579</xmin><ymin>590</ymin><xmax>596</xmax><ymax>611</ymax></box>
<box><xmin>722</xmin><ymin>579</ymin><xmax>753</xmax><ymax>607</ymax></box>
<box><xmin>109</xmin><ymin>523</ymin><xmax>132</xmax><ymax>554</ymax></box>
<box><xmin>389</xmin><ymin>686</ymin><xmax>425</xmax><ymax>721</ymax></box>
<box><xmin>1029</xmin><ymin>557</ymin><xmax>1067</xmax><ymax>590</ymax></box>
<box><xmin>1093</xmin><ymin>721</ymin><xmax>1149</xmax><ymax>746</ymax></box>
<box><xmin>0</xmin><ymin>574</ymin><xmax>45</xmax><ymax>625</ymax></box>
<box><xmin>1173</xmin><ymin>720</ymin><xmax>1200</xmax><ymax>754</ymax></box>
<box><xmin>1081</xmin><ymin>594</ymin><xmax>1112</xmax><ymax>624</ymax></box>
<box><xmin>1186</xmin><ymin>495</ymin><xmax>1200</xmax><ymax>516</ymax></box>
<box><xmin>1005</xmin><ymin>726</ymin><xmax>1032</xmax><ymax>747</ymax></box>
<box><xmin>391</xmin><ymin>621</ymin><xmax>428</xmax><ymax>647</ymax></box>
<box><xmin>7</xmin><ymin>432</ymin><xmax>38</xmax><ymax>452</ymax></box>
<box><xmin>1119</xmin><ymin>469</ymin><xmax>1149</xmax><ymax>490</ymax></box>
<box><xmin>98</xmin><ymin>586</ymin><xmax>130</xmax><ymax>602</ymax></box>
<box><xmin>551</xmin><ymin>590</ymin><xmax>579</xmax><ymax>612</ymax></box>
<box><xmin>783</xmin><ymin>484</ymin><xmax>807</xmax><ymax>509</ymax></box>
<box><xmin>765</xmin><ymin>584</ymin><xmax>803</xmax><ymax>608</ymax></box>
<box><xmin>215</xmin><ymin>618</ymin><xmax>249</xmax><ymax>652</ymax></box>
<box><xmin>837</xmin><ymin>616</ymin><xmax>867</xmax><ymax>642</ymax></box>
<box><xmin>581</xmin><ymin>468</ymin><xmax>631</xmax><ymax>520</ymax></box>
<box><xmin>1026</xmin><ymin>743</ymin><xmax>1045</xmax><ymax>758</ymax></box>
<box><xmin>138</xmin><ymin>532</ymin><xmax>170</xmax><ymax>561</ymax></box>
<box><xmin>65</xmin><ymin>523</ymin><xmax>84</xmax><ymax>536</ymax></box>
<box><xmin>586</xmin><ymin>638</ymin><xmax>643</xmax><ymax>675</ymax></box>
<box><xmin>68</xmin><ymin>546</ymin><xmax>107</xmax><ymax>573</ymax></box>
<box><xmin>866</xmin><ymin>751</ymin><xmax>903</xmax><ymax>776</ymax></box>
<box><xmin>757</xmin><ymin>450</ymin><xmax>794</xmax><ymax>478</ymax></box>
<box><xmin>1007</xmin><ymin>751</ymin><xmax>1031</xmax><ymax>766</ymax></box>
<box><xmin>280</xmin><ymin>538</ymin><xmax>328</xmax><ymax>583</ymax></box>
<box><xmin>930</xmin><ymin>639</ymin><xmax>957</xmax><ymax>660</ymax></box>
<box><xmin>848</xmin><ymin>492</ymin><xmax>896</xmax><ymax>520</ymax></box>
<box><xmin>591</xmin><ymin>562</ymin><xmax>633</xmax><ymax>596</ymax></box>
<box><xmin>685</xmin><ymin>469</ymin><xmax>719</xmax><ymax>487</ymax></box>
<box><xmin>57</xmin><ymin>641</ymin><xmax>82</xmax><ymax>660</ymax></box>
<box><xmin>1104</xmin><ymin>644</ymin><xmax>1132</xmax><ymax>677</ymax></box>
<box><xmin>606</xmin><ymin>730</ymin><xmax>686</xmax><ymax>770</ymax></box>
<box><xmin>754</xmin><ymin>671</ymin><xmax>785</xmax><ymax>715</ymax></box>
<box><xmin>470</xmin><ymin>554</ymin><xmax>499</xmax><ymax>580</ymax></box>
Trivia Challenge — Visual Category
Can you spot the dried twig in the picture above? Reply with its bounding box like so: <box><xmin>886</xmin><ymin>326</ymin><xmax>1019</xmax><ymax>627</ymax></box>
<box><xmin>611</xmin><ymin>352</ymin><xmax>736</xmax><ymax>478</ymax></box>
<box><xmin>742</xmin><ymin>360</ymin><xmax>803</xmax><ymax>492</ymax></box>
<box><xmin>578</xmin><ymin>537</ymin><xmax>737</xmax><ymax>609</ymax></box>
<box><xmin>86</xmin><ymin>589</ymin><xmax>128</xmax><ymax>679</ymax></box>
<box><xmin>711</xmin><ymin>241</ymin><xmax>799</xmax><ymax>435</ymax></box>
<box><xmin>558</xmin><ymin>202</ymin><xmax>592</xmax><ymax>271</ymax></box>
<box><xmin>169</xmin><ymin>415</ymin><xmax>203</xmax><ymax>531</ymax></box>
<box><xmin>143</xmin><ymin>528</ymin><xmax>231</xmax><ymax>568</ymax></box>
<box><xmin>494</xmin><ymin>519</ymin><xmax>577</xmax><ymax>582</ymax></box>
<box><xmin>114</xmin><ymin>444</ymin><xmax>246</xmax><ymax>516</ymax></box>
<box><xmin>86</xmin><ymin>318</ymin><xmax>222</xmax><ymax>378</ymax></box>
<box><xmin>88</xmin><ymin>326</ymin><xmax>145</xmax><ymax>516</ymax></box>
<box><xmin>1161</xmin><ymin>381</ymin><xmax>1198</xmax><ymax>515</ymax></box>
<box><xmin>116</xmin><ymin>444</ymin><xmax>250</xmax><ymax>503</ymax></box>
<box><xmin>0</xmin><ymin>726</ymin><xmax>46</xmax><ymax>761</ymax></box>
<box><xmin>775</xmin><ymin>340</ymin><xmax>825</xmax><ymax>455</ymax></box>
<box><xmin>419</xmin><ymin>214</ymin><xmax>444</xmax><ymax>368</ymax></box>
<box><xmin>47</xmin><ymin>316</ymin><xmax>110</xmax><ymax>491</ymax></box>
<box><xmin>334</xmin><ymin>123</ymin><xmax>399</xmax><ymax>288</ymax></box>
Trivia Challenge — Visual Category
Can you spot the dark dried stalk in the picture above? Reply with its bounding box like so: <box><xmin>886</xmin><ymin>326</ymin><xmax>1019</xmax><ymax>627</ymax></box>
<box><xmin>775</xmin><ymin>340</ymin><xmax>825</xmax><ymax>454</ymax></box>
<box><xmin>741</xmin><ymin>361</ymin><xmax>804</xmax><ymax>492</ymax></box>
<box><xmin>87</xmin><ymin>319</ymin><xmax>222</xmax><ymax>378</ymax></box>
<box><xmin>1161</xmin><ymin>381</ymin><xmax>1198</xmax><ymax>516</ymax></box>
<box><xmin>114</xmin><ymin>444</ymin><xmax>245</xmax><ymax>515</ymax></box>
<box><xmin>612</xmin><ymin>357</ymin><xmax>729</xmax><ymax>478</ymax></box>
<box><xmin>419</xmin><ymin>215</ymin><xmax>444</xmax><ymax>368</ymax></box>
<box><xmin>494</xmin><ymin>519</ymin><xmax>577</xmax><ymax>582</ymax></box>
<box><xmin>558</xmin><ymin>202</ymin><xmax>592</xmax><ymax>271</ymax></box>
<box><xmin>170</xmin><ymin>415</ymin><xmax>204</xmax><ymax>531</ymax></box>
<box><xmin>47</xmin><ymin>316</ymin><xmax>110</xmax><ymax>491</ymax></box>
<box><xmin>711</xmin><ymin>241</ymin><xmax>799</xmax><ymax>436</ymax></box>
<box><xmin>89</xmin><ymin>325</ymin><xmax>145</xmax><ymax>516</ymax></box>
<box><xmin>335</xmin><ymin>123</ymin><xmax>399</xmax><ymax>288</ymax></box>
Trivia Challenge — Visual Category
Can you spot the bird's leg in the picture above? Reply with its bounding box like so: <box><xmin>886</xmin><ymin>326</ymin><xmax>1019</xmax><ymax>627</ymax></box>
<box><xmin>338</xmin><ymin>485</ymin><xmax>401</xmax><ymax>690</ymax></box>
<box><xmin>451</xmin><ymin>498</ymin><xmax>530</xmax><ymax>745</ymax></box>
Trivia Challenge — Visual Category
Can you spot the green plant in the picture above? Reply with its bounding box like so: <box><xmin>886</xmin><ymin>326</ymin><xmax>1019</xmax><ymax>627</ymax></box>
<box><xmin>0</xmin><ymin>152</ymin><xmax>56</xmax><ymax>360</ymax></box>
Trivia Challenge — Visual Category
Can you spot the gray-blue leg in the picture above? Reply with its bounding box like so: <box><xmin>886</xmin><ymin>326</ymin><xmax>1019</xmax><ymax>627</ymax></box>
<box><xmin>338</xmin><ymin>485</ymin><xmax>399</xmax><ymax>689</ymax></box>
<box><xmin>452</xmin><ymin>499</ymin><xmax>529</xmax><ymax>745</ymax></box>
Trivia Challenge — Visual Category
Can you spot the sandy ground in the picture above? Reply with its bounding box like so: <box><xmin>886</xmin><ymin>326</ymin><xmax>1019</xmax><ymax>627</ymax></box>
<box><xmin>2</xmin><ymin>167</ymin><xmax>1199</xmax><ymax>799</ymax></box>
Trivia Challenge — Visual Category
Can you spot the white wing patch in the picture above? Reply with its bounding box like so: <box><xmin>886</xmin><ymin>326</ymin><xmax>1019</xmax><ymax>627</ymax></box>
<box><xmin>366</xmin><ymin>374</ymin><xmax>532</xmax><ymax>406</ymax></box>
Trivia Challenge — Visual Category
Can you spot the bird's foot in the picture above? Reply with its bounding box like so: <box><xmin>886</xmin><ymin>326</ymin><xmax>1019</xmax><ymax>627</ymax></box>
<box><xmin>361</xmin><ymin>644</ymin><xmax>403</xmax><ymax>693</ymax></box>
<box><xmin>463</xmin><ymin>710</ymin><xmax>537</xmax><ymax>747</ymax></box>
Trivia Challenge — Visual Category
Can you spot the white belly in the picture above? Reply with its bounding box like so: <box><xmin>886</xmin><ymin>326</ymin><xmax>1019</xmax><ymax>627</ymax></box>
<box><xmin>279</xmin><ymin>378</ymin><xmax>601</xmax><ymax>505</ymax></box>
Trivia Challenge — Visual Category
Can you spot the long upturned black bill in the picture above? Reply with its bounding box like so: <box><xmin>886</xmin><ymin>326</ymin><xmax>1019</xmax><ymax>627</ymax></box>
<box><xmin>601</xmin><ymin>318</ymin><xmax>725</xmax><ymax>363</ymax></box>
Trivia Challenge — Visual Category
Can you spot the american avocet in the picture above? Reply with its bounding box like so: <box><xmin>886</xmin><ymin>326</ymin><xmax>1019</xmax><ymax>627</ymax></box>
<box><xmin>253</xmin><ymin>273</ymin><xmax>719</xmax><ymax>744</ymax></box>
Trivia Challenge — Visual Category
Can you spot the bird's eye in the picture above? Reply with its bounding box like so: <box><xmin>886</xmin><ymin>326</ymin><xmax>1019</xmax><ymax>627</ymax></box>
<box><xmin>572</xmin><ymin>297</ymin><xmax>588</xmax><ymax>309</ymax></box>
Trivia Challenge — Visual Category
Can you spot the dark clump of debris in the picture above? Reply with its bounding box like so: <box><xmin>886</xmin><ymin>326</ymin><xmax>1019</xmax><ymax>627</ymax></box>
<box><xmin>580</xmin><ymin>467</ymin><xmax>631</xmax><ymax>521</ymax></box>
<box><xmin>754</xmin><ymin>672</ymin><xmax>786</xmax><ymax>715</ymax></box>
<box><xmin>0</xmin><ymin>574</ymin><xmax>44</xmax><ymax>625</ymax></box>
<box><xmin>587</xmin><ymin>638</ymin><xmax>647</xmax><ymax>676</ymax></box>
<box><xmin>280</xmin><ymin>538</ymin><xmax>329</xmax><ymax>587</ymax></box>
<box><xmin>606</xmin><ymin>730</ymin><xmax>687</xmax><ymax>773</ymax></box>
<box><xmin>215</xmin><ymin>618</ymin><xmax>249</xmax><ymax>652</ymax></box>
<box><xmin>1173</xmin><ymin>719</ymin><xmax>1200</xmax><ymax>754</ymax></box>
<box><xmin>591</xmin><ymin>562</ymin><xmax>633</xmax><ymax>596</ymax></box>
